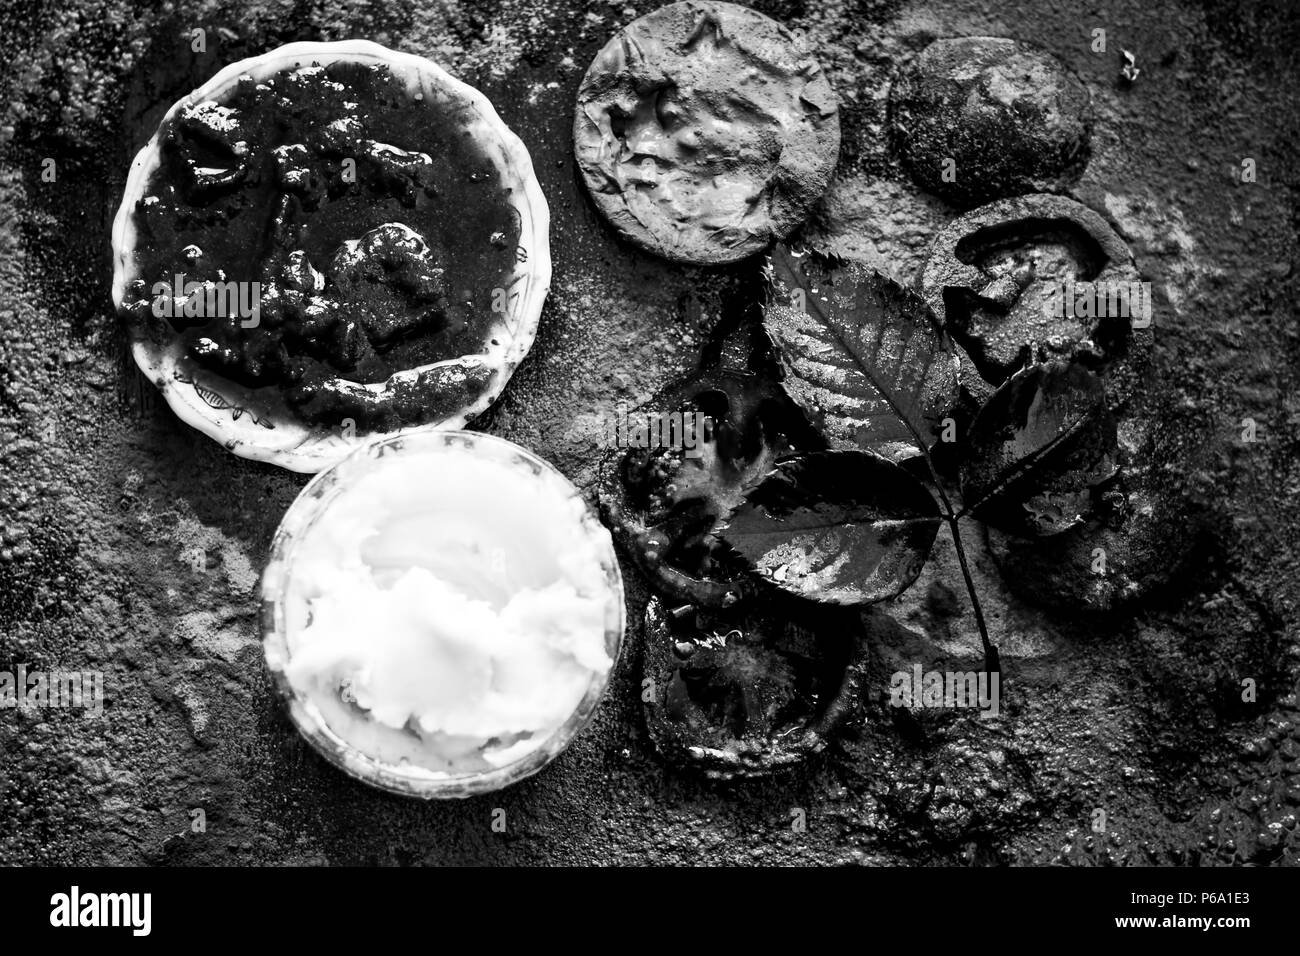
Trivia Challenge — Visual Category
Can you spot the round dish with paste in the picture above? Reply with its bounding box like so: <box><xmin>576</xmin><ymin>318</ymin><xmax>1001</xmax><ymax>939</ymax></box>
<box><xmin>574</xmin><ymin>1</ymin><xmax>840</xmax><ymax>264</ymax></box>
<box><xmin>261</xmin><ymin>429</ymin><xmax>625</xmax><ymax>797</ymax></box>
<box><xmin>111</xmin><ymin>41</ymin><xmax>550</xmax><ymax>473</ymax></box>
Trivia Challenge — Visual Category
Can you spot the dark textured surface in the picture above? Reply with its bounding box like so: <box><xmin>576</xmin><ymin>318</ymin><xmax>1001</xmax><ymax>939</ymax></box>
<box><xmin>888</xmin><ymin>35</ymin><xmax>1093</xmax><ymax>207</ymax></box>
<box><xmin>0</xmin><ymin>0</ymin><xmax>1298</xmax><ymax>865</ymax></box>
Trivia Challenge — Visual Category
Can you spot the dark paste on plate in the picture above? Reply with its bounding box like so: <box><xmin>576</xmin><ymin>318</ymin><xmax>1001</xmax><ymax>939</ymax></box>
<box><xmin>120</xmin><ymin>61</ymin><xmax>522</xmax><ymax>429</ymax></box>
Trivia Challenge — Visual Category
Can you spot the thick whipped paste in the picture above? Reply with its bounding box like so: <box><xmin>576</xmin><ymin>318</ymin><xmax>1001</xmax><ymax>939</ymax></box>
<box><xmin>281</xmin><ymin>445</ymin><xmax>613</xmax><ymax>775</ymax></box>
<box><xmin>574</xmin><ymin>1</ymin><xmax>839</xmax><ymax>263</ymax></box>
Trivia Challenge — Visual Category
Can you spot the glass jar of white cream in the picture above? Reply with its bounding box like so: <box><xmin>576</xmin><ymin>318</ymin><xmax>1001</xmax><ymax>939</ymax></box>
<box><xmin>261</xmin><ymin>428</ymin><xmax>625</xmax><ymax>797</ymax></box>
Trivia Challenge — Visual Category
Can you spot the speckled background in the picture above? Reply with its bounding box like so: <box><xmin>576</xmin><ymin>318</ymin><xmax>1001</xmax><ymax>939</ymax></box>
<box><xmin>1</xmin><ymin>0</ymin><xmax>1297</xmax><ymax>865</ymax></box>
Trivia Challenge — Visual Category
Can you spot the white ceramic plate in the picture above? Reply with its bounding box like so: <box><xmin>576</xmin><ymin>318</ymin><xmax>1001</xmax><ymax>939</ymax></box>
<box><xmin>111</xmin><ymin>40</ymin><xmax>550</xmax><ymax>473</ymax></box>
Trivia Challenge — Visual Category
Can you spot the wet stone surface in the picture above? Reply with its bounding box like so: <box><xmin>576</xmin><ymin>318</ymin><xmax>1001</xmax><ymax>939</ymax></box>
<box><xmin>0</xmin><ymin>0</ymin><xmax>1298</xmax><ymax>865</ymax></box>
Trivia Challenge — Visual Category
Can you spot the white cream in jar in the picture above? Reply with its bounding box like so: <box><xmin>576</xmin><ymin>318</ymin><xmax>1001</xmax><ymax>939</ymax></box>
<box><xmin>263</xmin><ymin>430</ymin><xmax>622</xmax><ymax>791</ymax></box>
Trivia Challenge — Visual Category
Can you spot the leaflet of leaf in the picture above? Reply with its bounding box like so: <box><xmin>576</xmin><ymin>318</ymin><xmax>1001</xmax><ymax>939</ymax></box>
<box><xmin>960</xmin><ymin>360</ymin><xmax>1119</xmax><ymax>537</ymax></box>
<box><xmin>596</xmin><ymin>368</ymin><xmax>822</xmax><ymax>608</ymax></box>
<box><xmin>719</xmin><ymin>450</ymin><xmax>941</xmax><ymax>606</ymax></box>
<box><xmin>764</xmin><ymin>244</ymin><xmax>958</xmax><ymax>463</ymax></box>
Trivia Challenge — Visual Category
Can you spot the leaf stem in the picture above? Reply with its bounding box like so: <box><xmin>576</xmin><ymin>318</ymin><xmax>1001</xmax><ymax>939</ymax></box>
<box><xmin>916</xmin><ymin>451</ymin><xmax>1001</xmax><ymax>676</ymax></box>
<box><xmin>945</xmin><ymin>512</ymin><xmax>1000</xmax><ymax>674</ymax></box>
